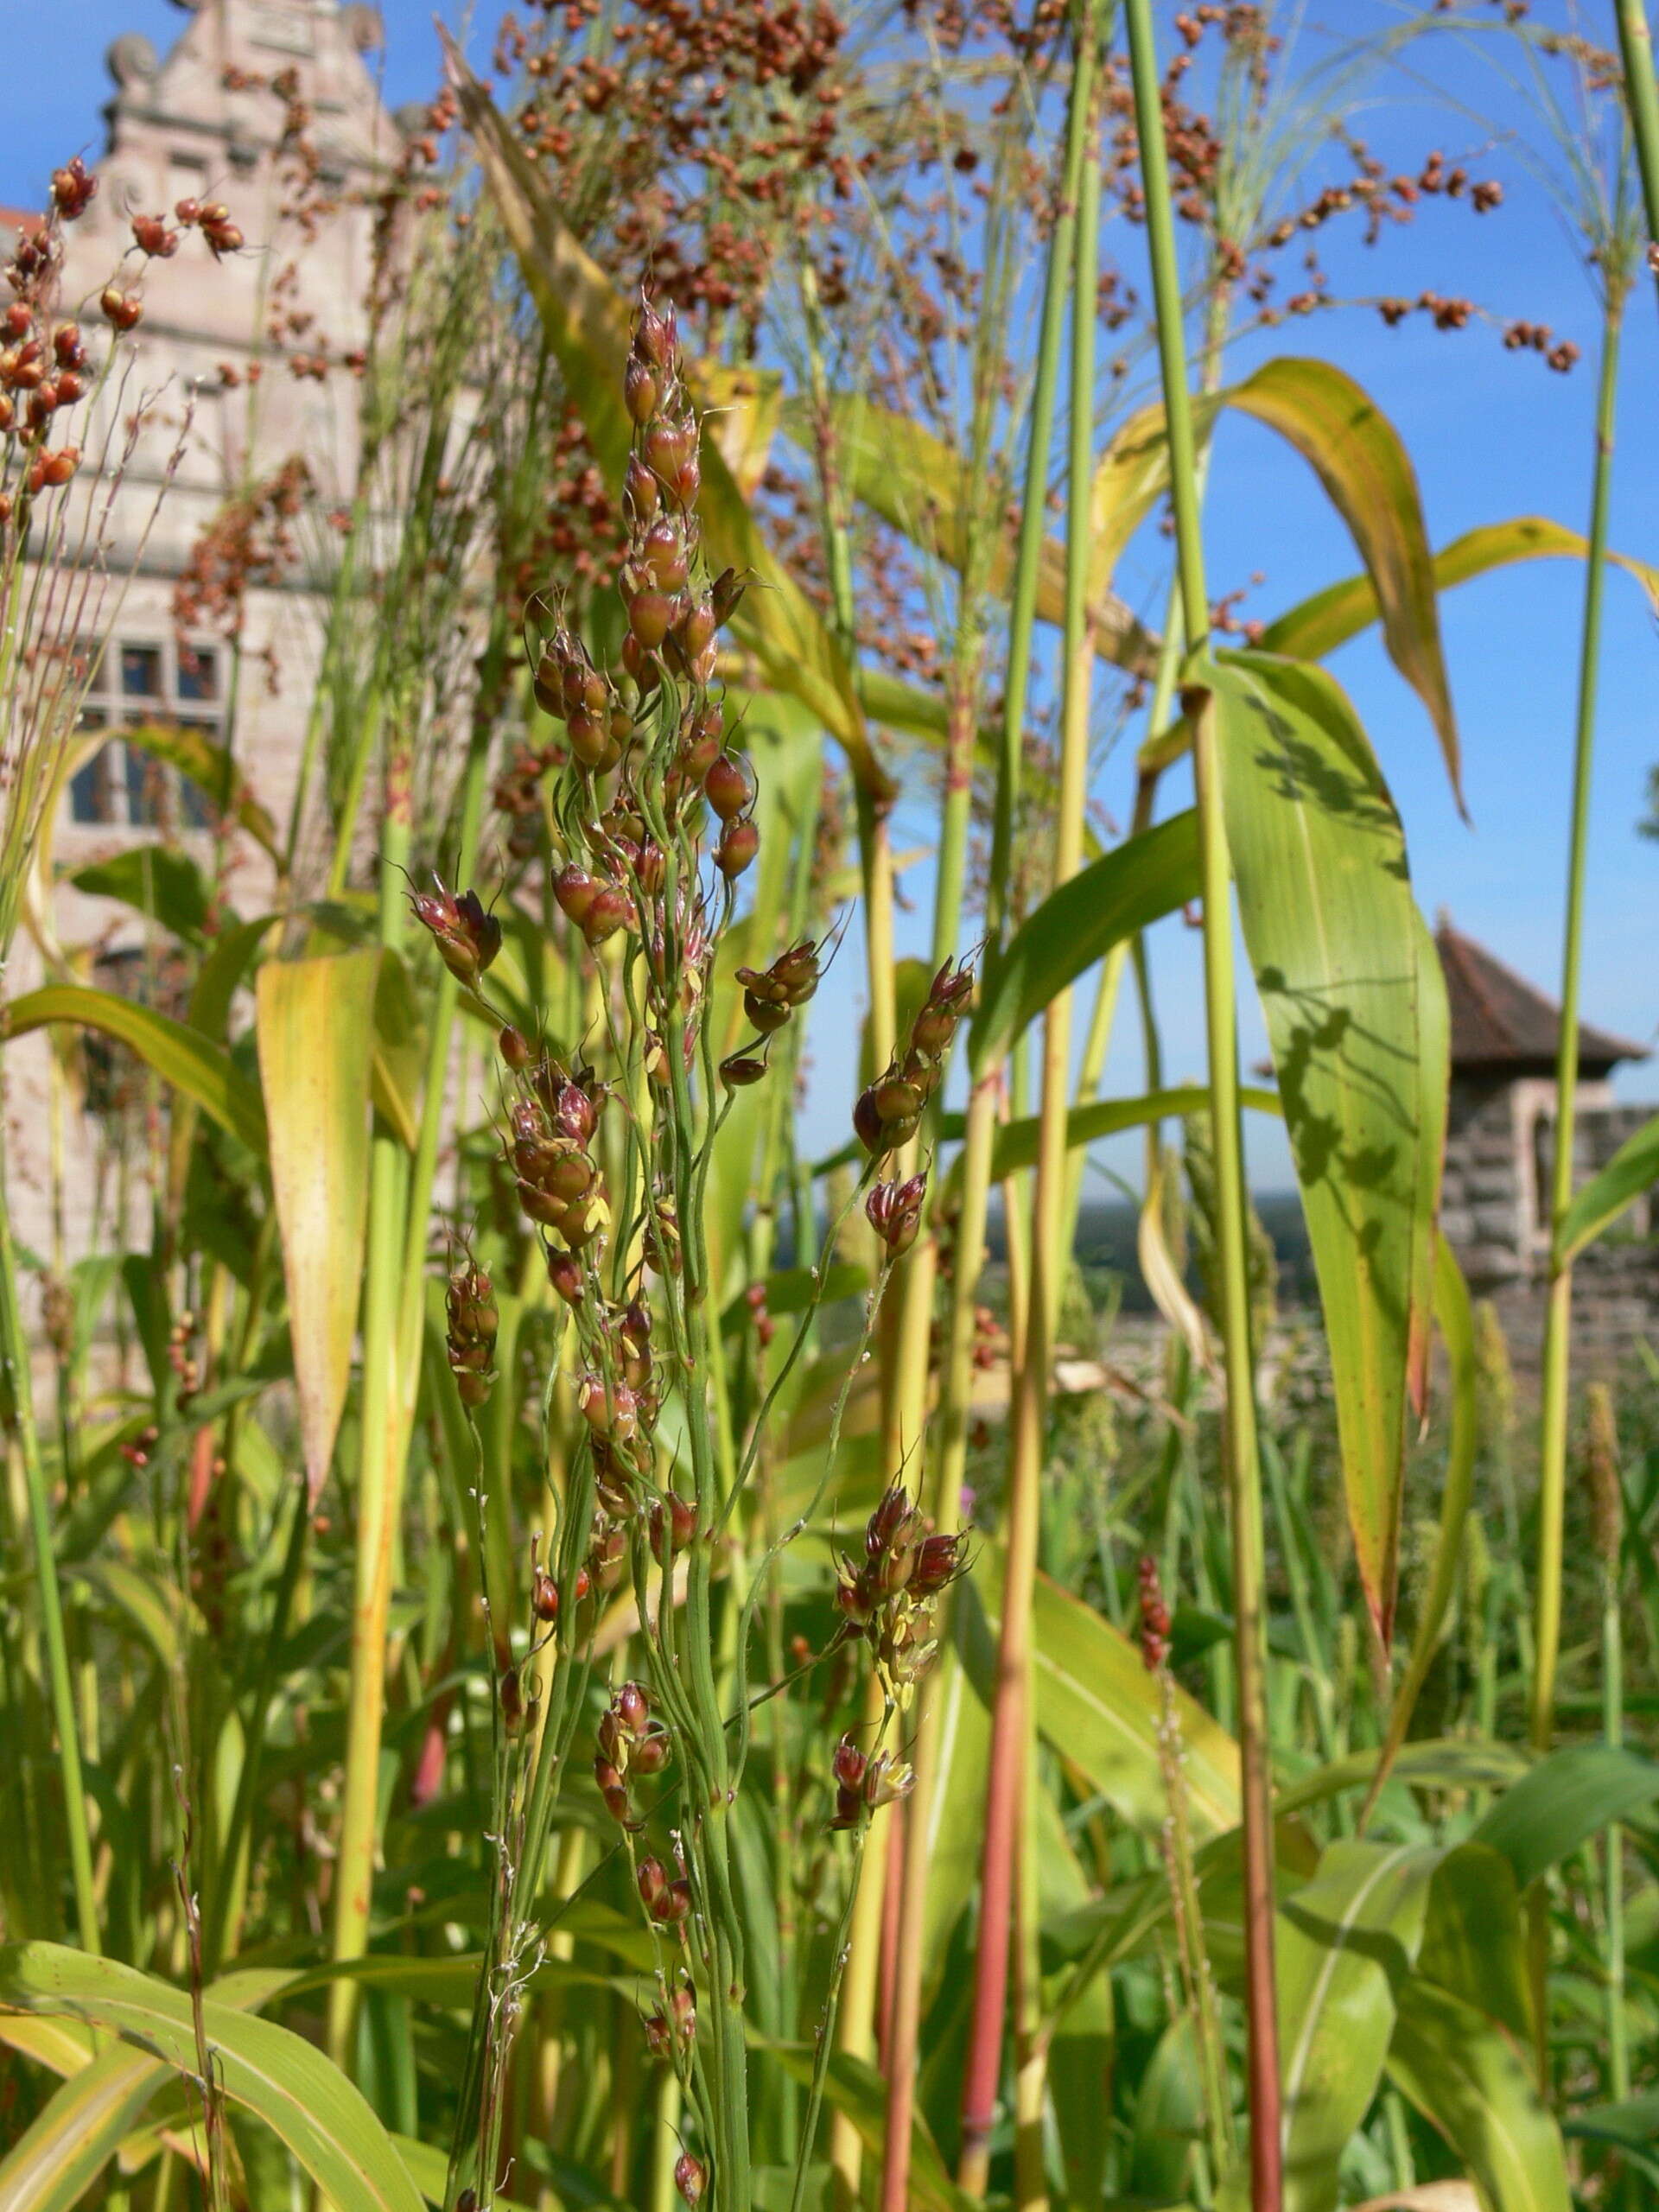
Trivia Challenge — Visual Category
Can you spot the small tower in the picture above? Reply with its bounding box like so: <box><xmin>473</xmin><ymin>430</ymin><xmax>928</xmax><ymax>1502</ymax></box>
<box><xmin>1436</xmin><ymin>919</ymin><xmax>1652</xmax><ymax>1319</ymax></box>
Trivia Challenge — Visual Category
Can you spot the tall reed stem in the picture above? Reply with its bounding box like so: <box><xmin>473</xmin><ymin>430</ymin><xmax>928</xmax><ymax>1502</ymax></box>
<box><xmin>0</xmin><ymin>1135</ymin><xmax>99</xmax><ymax>1954</ymax></box>
<box><xmin>329</xmin><ymin>792</ymin><xmax>413</xmax><ymax>2063</ymax></box>
<box><xmin>1123</xmin><ymin>0</ymin><xmax>1281</xmax><ymax>2197</ymax></box>
<box><xmin>1614</xmin><ymin>0</ymin><xmax>1659</xmax><ymax>282</ymax></box>
<box><xmin>1528</xmin><ymin>289</ymin><xmax>1624</xmax><ymax>2087</ymax></box>
<box><xmin>958</xmin><ymin>13</ymin><xmax>1096</xmax><ymax>2193</ymax></box>
<box><xmin>1603</xmin><ymin>1556</ymin><xmax>1630</xmax><ymax>2102</ymax></box>
<box><xmin>1529</xmin><ymin>298</ymin><xmax>1623</xmax><ymax>1762</ymax></box>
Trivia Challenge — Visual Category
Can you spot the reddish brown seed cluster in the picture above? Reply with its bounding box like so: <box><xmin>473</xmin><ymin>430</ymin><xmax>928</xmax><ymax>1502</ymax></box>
<box><xmin>643</xmin><ymin>1981</ymin><xmax>696</xmax><ymax>2057</ymax></box>
<box><xmin>406</xmin><ymin>878</ymin><xmax>503</xmax><ymax>991</ymax></box>
<box><xmin>1136</xmin><ymin>1554</ymin><xmax>1172</xmax><ymax>1674</ymax></box>
<box><xmin>594</xmin><ymin>1678</ymin><xmax>671</xmax><ymax>1827</ymax></box>
<box><xmin>866</xmin><ymin>1173</ymin><xmax>926</xmax><ymax>1259</ymax></box>
<box><xmin>834</xmin><ymin>1484</ymin><xmax>964</xmax><ymax>1699</ymax></box>
<box><xmin>637</xmin><ymin>1853</ymin><xmax>694</xmax><ymax>1927</ymax></box>
<box><xmin>48</xmin><ymin>157</ymin><xmax>97</xmax><ymax>220</ymax></box>
<box><xmin>505</xmin><ymin>1048</ymin><xmax>610</xmax><ymax>1254</ymax></box>
<box><xmin>530</xmin><ymin>1529</ymin><xmax>585</xmax><ymax>1629</ymax></box>
<box><xmin>721</xmin><ymin>932</ymin><xmax>827</xmax><ymax>1086</ymax></box>
<box><xmin>827</xmin><ymin>1732</ymin><xmax>916</xmax><ymax>1831</ymax></box>
<box><xmin>444</xmin><ymin>1261</ymin><xmax>499</xmax><ymax>1410</ymax></box>
<box><xmin>854</xmin><ymin>957</ymin><xmax>975</xmax><ymax>1158</ymax></box>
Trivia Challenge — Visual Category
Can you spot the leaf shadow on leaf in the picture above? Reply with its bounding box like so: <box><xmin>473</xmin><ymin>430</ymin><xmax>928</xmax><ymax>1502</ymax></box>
<box><xmin>1247</xmin><ymin>721</ymin><xmax>1408</xmax><ymax>877</ymax></box>
<box><xmin>1280</xmin><ymin>1894</ymin><xmax>1421</xmax><ymax>1992</ymax></box>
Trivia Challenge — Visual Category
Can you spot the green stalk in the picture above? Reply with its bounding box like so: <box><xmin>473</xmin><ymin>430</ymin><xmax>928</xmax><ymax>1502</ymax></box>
<box><xmin>0</xmin><ymin>1137</ymin><xmax>99</xmax><ymax>1954</ymax></box>
<box><xmin>799</xmin><ymin>246</ymin><xmax>913</xmax><ymax>2212</ymax></box>
<box><xmin>958</xmin><ymin>15</ymin><xmax>1097</xmax><ymax>2193</ymax></box>
<box><xmin>1604</xmin><ymin>1557</ymin><xmax>1630</xmax><ymax>2103</ymax></box>
<box><xmin>1530</xmin><ymin>298</ymin><xmax>1624</xmax><ymax>1767</ymax></box>
<box><xmin>201</xmin><ymin>1484</ymin><xmax>308</xmax><ymax>1974</ymax></box>
<box><xmin>328</xmin><ymin>788</ymin><xmax>413</xmax><ymax>2065</ymax></box>
<box><xmin>1122</xmin><ymin>0</ymin><xmax>1281</xmax><ymax>2201</ymax></box>
<box><xmin>1614</xmin><ymin>0</ymin><xmax>1659</xmax><ymax>289</ymax></box>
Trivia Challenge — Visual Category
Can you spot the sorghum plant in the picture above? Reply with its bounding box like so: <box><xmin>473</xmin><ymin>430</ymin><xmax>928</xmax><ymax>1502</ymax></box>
<box><xmin>417</xmin><ymin>294</ymin><xmax>967</xmax><ymax>2212</ymax></box>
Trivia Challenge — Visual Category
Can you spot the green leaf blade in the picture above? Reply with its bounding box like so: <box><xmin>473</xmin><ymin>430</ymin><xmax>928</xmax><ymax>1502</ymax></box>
<box><xmin>1206</xmin><ymin>649</ymin><xmax>1446</xmax><ymax>1647</ymax></box>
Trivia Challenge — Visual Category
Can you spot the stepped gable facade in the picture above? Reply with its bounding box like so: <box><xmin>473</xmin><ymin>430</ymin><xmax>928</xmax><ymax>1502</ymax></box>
<box><xmin>6</xmin><ymin>0</ymin><xmax>414</xmax><ymax>1266</ymax></box>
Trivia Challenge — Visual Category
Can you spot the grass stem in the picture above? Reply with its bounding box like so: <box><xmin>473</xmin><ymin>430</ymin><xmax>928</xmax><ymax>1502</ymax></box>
<box><xmin>1123</xmin><ymin>0</ymin><xmax>1281</xmax><ymax>2196</ymax></box>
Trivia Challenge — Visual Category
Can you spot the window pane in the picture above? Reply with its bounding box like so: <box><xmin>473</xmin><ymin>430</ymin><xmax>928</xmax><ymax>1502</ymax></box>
<box><xmin>125</xmin><ymin>747</ymin><xmax>168</xmax><ymax>828</ymax></box>
<box><xmin>69</xmin><ymin>741</ymin><xmax>120</xmax><ymax>825</ymax></box>
<box><xmin>120</xmin><ymin>645</ymin><xmax>161</xmax><ymax>698</ymax></box>
<box><xmin>177</xmin><ymin>645</ymin><xmax>218</xmax><ymax>702</ymax></box>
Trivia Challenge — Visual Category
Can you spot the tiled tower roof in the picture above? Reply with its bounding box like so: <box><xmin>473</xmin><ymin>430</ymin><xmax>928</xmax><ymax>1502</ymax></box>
<box><xmin>1436</xmin><ymin>919</ymin><xmax>1649</xmax><ymax>1077</ymax></box>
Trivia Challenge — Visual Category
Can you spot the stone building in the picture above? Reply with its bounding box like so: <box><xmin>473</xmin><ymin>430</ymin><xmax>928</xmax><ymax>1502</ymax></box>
<box><xmin>4</xmin><ymin>0</ymin><xmax>413</xmax><ymax>1265</ymax></box>
<box><xmin>1436</xmin><ymin>920</ymin><xmax>1657</xmax><ymax>1364</ymax></box>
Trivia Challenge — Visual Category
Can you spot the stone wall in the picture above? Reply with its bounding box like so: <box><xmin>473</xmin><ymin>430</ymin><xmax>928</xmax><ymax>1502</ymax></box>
<box><xmin>1441</xmin><ymin>1076</ymin><xmax>1657</xmax><ymax>1370</ymax></box>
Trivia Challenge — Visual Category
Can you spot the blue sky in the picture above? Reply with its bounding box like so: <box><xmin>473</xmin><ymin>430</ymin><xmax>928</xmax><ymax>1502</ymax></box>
<box><xmin>10</xmin><ymin>2</ymin><xmax>1658</xmax><ymax>1188</ymax></box>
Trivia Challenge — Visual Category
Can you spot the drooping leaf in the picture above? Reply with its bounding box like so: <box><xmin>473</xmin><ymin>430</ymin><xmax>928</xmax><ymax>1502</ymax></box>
<box><xmin>779</xmin><ymin>393</ymin><xmax>1156</xmax><ymax>674</ymax></box>
<box><xmin>1221</xmin><ymin>360</ymin><xmax>1459</xmax><ymax>812</ymax></box>
<box><xmin>919</xmin><ymin>1637</ymin><xmax>992</xmax><ymax>1994</ymax></box>
<box><xmin>1414</xmin><ymin>1845</ymin><xmax>1531</xmax><ymax>2048</ymax></box>
<box><xmin>702</xmin><ymin>362</ymin><xmax>784</xmax><ymax>497</ymax></box>
<box><xmin>1203</xmin><ymin>649</ymin><xmax>1446</xmax><ymax>1647</ymax></box>
<box><xmin>1561</xmin><ymin>2094</ymin><xmax>1659</xmax><ymax>2184</ymax></box>
<box><xmin>0</xmin><ymin>1965</ymin><xmax>292</xmax><ymax>2212</ymax></box>
<box><xmin>982</xmin><ymin>1080</ymin><xmax>1282</xmax><ymax>1179</ymax></box>
<box><xmin>969</xmin><ymin>1567</ymin><xmax>1242</xmax><ymax>1840</ymax></box>
<box><xmin>1269</xmin><ymin>1841</ymin><xmax>1440</xmax><ymax>2212</ymax></box>
<box><xmin>1368</xmin><ymin>1238</ymin><xmax>1478</xmax><ymax>1808</ymax></box>
<box><xmin>392</xmin><ymin>2133</ymin><xmax>540</xmax><ymax>2212</ymax></box>
<box><xmin>1471</xmin><ymin>1745</ymin><xmax>1659</xmax><ymax>1891</ymax></box>
<box><xmin>1388</xmin><ymin>1980</ymin><xmax>1571</xmax><ymax>2212</ymax></box>
<box><xmin>3</xmin><ymin>983</ymin><xmax>267</xmax><ymax>1154</ymax></box>
<box><xmin>1556</xmin><ymin>1108</ymin><xmax>1659</xmax><ymax>1264</ymax></box>
<box><xmin>68</xmin><ymin>846</ymin><xmax>213</xmax><ymax>945</ymax></box>
<box><xmin>451</xmin><ymin>55</ymin><xmax>893</xmax><ymax>801</ymax></box>
<box><xmin>1138</xmin><ymin>1143</ymin><xmax>1211</xmax><ymax>1369</ymax></box>
<box><xmin>1096</xmin><ymin>363</ymin><xmax>1461</xmax><ymax>808</ymax></box>
<box><xmin>189</xmin><ymin>913</ymin><xmax>281</xmax><ymax>1040</ymax></box>
<box><xmin>372</xmin><ymin>945</ymin><xmax>426</xmax><ymax>1150</ymax></box>
<box><xmin>1129</xmin><ymin>2015</ymin><xmax>1205</xmax><ymax>2196</ymax></box>
<box><xmin>256</xmin><ymin>950</ymin><xmax>378</xmax><ymax>1505</ymax></box>
<box><xmin>1274</xmin><ymin>1738</ymin><xmax>1528</xmax><ymax>1821</ymax></box>
<box><xmin>968</xmin><ymin>810</ymin><xmax>1201</xmax><ymax>1073</ymax></box>
<box><xmin>0</xmin><ymin>1943</ymin><xmax>425</xmax><ymax>2212</ymax></box>
<box><xmin>1259</xmin><ymin>515</ymin><xmax>1659</xmax><ymax>670</ymax></box>
<box><xmin>119</xmin><ymin>721</ymin><xmax>282</xmax><ymax>860</ymax></box>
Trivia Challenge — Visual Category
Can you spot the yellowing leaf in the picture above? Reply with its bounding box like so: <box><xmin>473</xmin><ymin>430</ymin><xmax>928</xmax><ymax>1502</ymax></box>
<box><xmin>256</xmin><ymin>950</ymin><xmax>378</xmax><ymax>1505</ymax></box>
<box><xmin>779</xmin><ymin>394</ymin><xmax>1158</xmax><ymax>674</ymax></box>
<box><xmin>120</xmin><ymin>721</ymin><xmax>281</xmax><ymax>861</ymax></box>
<box><xmin>0</xmin><ymin>1943</ymin><xmax>425</xmax><ymax>2212</ymax></box>
<box><xmin>1222</xmin><ymin>359</ymin><xmax>1459</xmax><ymax>814</ymax></box>
<box><xmin>3</xmin><ymin>983</ymin><xmax>266</xmax><ymax>1154</ymax></box>
<box><xmin>1104</xmin><ymin>363</ymin><xmax>1462</xmax><ymax>811</ymax></box>
<box><xmin>1258</xmin><ymin>513</ymin><xmax>1659</xmax><ymax>664</ymax></box>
